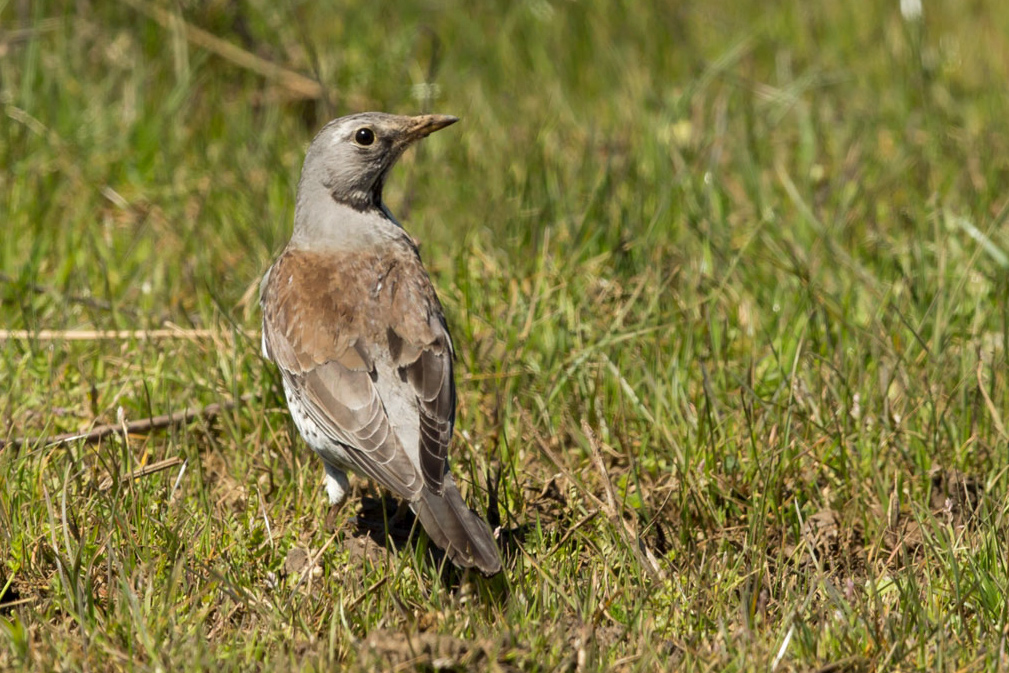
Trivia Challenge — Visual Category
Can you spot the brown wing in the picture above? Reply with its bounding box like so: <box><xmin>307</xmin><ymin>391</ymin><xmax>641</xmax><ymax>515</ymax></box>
<box><xmin>261</xmin><ymin>249</ymin><xmax>422</xmax><ymax>500</ymax></box>
<box><xmin>261</xmin><ymin>244</ymin><xmax>455</xmax><ymax>499</ymax></box>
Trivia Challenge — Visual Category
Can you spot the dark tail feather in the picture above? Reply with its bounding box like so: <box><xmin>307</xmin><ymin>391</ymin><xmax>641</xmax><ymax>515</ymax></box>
<box><xmin>412</xmin><ymin>477</ymin><xmax>502</xmax><ymax>576</ymax></box>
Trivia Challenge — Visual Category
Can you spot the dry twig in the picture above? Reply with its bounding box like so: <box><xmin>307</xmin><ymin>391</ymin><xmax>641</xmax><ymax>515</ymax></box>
<box><xmin>1</xmin><ymin>396</ymin><xmax>250</xmax><ymax>450</ymax></box>
<box><xmin>98</xmin><ymin>456</ymin><xmax>184</xmax><ymax>491</ymax></box>
<box><xmin>0</xmin><ymin>328</ymin><xmax>229</xmax><ymax>341</ymax></box>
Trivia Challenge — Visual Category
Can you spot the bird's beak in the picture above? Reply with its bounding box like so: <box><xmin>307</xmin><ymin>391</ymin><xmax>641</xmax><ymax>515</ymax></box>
<box><xmin>401</xmin><ymin>114</ymin><xmax>459</xmax><ymax>143</ymax></box>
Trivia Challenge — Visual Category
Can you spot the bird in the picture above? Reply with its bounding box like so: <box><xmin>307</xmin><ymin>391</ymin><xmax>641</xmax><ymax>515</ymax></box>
<box><xmin>260</xmin><ymin>112</ymin><xmax>502</xmax><ymax>576</ymax></box>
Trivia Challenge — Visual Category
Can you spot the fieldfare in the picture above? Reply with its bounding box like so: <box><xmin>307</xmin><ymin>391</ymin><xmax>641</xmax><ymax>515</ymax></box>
<box><xmin>260</xmin><ymin>112</ymin><xmax>502</xmax><ymax>576</ymax></box>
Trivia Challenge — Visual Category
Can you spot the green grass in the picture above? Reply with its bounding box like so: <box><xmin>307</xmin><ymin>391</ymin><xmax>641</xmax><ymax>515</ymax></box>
<box><xmin>2</xmin><ymin>0</ymin><xmax>1008</xmax><ymax>670</ymax></box>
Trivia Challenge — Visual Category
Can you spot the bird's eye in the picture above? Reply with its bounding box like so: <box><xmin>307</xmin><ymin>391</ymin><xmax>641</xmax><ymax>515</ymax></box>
<box><xmin>355</xmin><ymin>128</ymin><xmax>375</xmax><ymax>146</ymax></box>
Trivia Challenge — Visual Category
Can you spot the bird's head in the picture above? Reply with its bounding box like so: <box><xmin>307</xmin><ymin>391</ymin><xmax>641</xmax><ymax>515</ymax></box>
<box><xmin>298</xmin><ymin>112</ymin><xmax>458</xmax><ymax>214</ymax></box>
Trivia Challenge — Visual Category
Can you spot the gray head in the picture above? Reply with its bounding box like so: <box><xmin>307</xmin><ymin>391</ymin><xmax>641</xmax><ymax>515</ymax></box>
<box><xmin>295</xmin><ymin>112</ymin><xmax>458</xmax><ymax>217</ymax></box>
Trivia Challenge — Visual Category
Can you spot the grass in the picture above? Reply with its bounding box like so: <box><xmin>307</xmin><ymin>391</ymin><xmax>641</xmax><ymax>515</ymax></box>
<box><xmin>1</xmin><ymin>0</ymin><xmax>1008</xmax><ymax>670</ymax></box>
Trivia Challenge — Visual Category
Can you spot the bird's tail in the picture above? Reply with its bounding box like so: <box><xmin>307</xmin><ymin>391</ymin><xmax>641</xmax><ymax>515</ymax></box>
<box><xmin>412</xmin><ymin>476</ymin><xmax>502</xmax><ymax>576</ymax></box>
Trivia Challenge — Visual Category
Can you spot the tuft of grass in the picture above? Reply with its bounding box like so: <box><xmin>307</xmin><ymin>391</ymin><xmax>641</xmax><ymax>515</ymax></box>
<box><xmin>2</xmin><ymin>0</ymin><xmax>1008</xmax><ymax>670</ymax></box>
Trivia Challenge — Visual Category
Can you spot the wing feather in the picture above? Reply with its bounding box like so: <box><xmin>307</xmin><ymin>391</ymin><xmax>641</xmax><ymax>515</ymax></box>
<box><xmin>392</xmin><ymin>316</ymin><xmax>455</xmax><ymax>495</ymax></box>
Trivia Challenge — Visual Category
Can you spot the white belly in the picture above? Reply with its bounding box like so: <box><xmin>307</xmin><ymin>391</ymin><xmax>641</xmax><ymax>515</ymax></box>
<box><xmin>281</xmin><ymin>378</ymin><xmax>356</xmax><ymax>469</ymax></box>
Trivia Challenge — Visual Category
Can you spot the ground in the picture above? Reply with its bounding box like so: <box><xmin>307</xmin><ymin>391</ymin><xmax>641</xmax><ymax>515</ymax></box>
<box><xmin>1</xmin><ymin>0</ymin><xmax>1008</xmax><ymax>670</ymax></box>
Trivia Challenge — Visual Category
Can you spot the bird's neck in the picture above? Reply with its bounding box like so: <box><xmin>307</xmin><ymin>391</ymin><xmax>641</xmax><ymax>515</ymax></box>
<box><xmin>290</xmin><ymin>187</ymin><xmax>405</xmax><ymax>253</ymax></box>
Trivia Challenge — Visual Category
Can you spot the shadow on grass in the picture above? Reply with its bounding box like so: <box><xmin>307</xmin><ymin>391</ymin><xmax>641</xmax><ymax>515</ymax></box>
<box><xmin>342</xmin><ymin>491</ymin><xmax>528</xmax><ymax>589</ymax></box>
<box><xmin>0</xmin><ymin>574</ymin><xmax>21</xmax><ymax>615</ymax></box>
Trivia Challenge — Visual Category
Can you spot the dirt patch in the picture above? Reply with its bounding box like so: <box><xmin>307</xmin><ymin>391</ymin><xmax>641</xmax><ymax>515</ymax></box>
<box><xmin>284</xmin><ymin>547</ymin><xmax>310</xmax><ymax>575</ymax></box>
<box><xmin>362</xmin><ymin>629</ymin><xmax>526</xmax><ymax>672</ymax></box>
<box><xmin>798</xmin><ymin>507</ymin><xmax>867</xmax><ymax>575</ymax></box>
<box><xmin>344</xmin><ymin>532</ymin><xmax>396</xmax><ymax>568</ymax></box>
<box><xmin>880</xmin><ymin>466</ymin><xmax>989</xmax><ymax>565</ymax></box>
<box><xmin>929</xmin><ymin>467</ymin><xmax>983</xmax><ymax>525</ymax></box>
<box><xmin>363</xmin><ymin>630</ymin><xmax>487</xmax><ymax>670</ymax></box>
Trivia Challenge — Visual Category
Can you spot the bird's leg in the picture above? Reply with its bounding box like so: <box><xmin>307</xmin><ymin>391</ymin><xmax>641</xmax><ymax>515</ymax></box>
<box><xmin>322</xmin><ymin>464</ymin><xmax>354</xmax><ymax>533</ymax></box>
<box><xmin>389</xmin><ymin>497</ymin><xmax>412</xmax><ymax>525</ymax></box>
<box><xmin>323</xmin><ymin>463</ymin><xmax>351</xmax><ymax>507</ymax></box>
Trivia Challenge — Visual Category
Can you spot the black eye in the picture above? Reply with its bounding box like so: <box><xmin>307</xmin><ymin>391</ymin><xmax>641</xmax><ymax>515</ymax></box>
<box><xmin>355</xmin><ymin>128</ymin><xmax>375</xmax><ymax>146</ymax></box>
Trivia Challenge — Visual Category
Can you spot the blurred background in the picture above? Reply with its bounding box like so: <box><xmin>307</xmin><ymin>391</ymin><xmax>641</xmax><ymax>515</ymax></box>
<box><xmin>1</xmin><ymin>0</ymin><xmax>1008</xmax><ymax>670</ymax></box>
